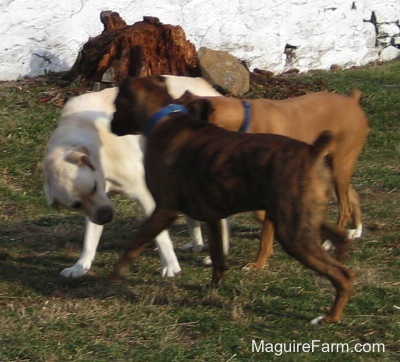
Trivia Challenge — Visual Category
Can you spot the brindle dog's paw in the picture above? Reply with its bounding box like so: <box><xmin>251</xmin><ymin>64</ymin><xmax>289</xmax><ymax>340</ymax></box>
<box><xmin>310</xmin><ymin>315</ymin><xmax>340</xmax><ymax>325</ymax></box>
<box><xmin>108</xmin><ymin>270</ymin><xmax>125</xmax><ymax>284</ymax></box>
<box><xmin>310</xmin><ymin>315</ymin><xmax>325</xmax><ymax>325</ymax></box>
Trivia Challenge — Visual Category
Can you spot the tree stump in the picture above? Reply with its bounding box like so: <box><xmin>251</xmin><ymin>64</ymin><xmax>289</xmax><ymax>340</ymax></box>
<box><xmin>67</xmin><ymin>12</ymin><xmax>200</xmax><ymax>84</ymax></box>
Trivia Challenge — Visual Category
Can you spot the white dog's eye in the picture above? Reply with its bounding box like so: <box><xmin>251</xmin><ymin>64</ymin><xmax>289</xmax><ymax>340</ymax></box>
<box><xmin>71</xmin><ymin>201</ymin><xmax>83</xmax><ymax>209</ymax></box>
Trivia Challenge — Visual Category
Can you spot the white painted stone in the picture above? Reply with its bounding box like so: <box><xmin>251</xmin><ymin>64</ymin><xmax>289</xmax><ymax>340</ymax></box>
<box><xmin>377</xmin><ymin>36</ymin><xmax>393</xmax><ymax>47</ymax></box>
<box><xmin>380</xmin><ymin>46</ymin><xmax>400</xmax><ymax>61</ymax></box>
<box><xmin>378</xmin><ymin>23</ymin><xmax>400</xmax><ymax>37</ymax></box>
<box><xmin>0</xmin><ymin>0</ymin><xmax>400</xmax><ymax>81</ymax></box>
<box><xmin>366</xmin><ymin>0</ymin><xmax>400</xmax><ymax>23</ymax></box>
<box><xmin>362</xmin><ymin>22</ymin><xmax>379</xmax><ymax>49</ymax></box>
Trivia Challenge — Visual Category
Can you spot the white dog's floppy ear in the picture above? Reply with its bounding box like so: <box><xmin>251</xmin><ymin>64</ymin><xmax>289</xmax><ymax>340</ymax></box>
<box><xmin>43</xmin><ymin>181</ymin><xmax>53</xmax><ymax>205</ymax></box>
<box><xmin>65</xmin><ymin>146</ymin><xmax>96</xmax><ymax>171</ymax></box>
<box><xmin>43</xmin><ymin>181</ymin><xmax>60</xmax><ymax>210</ymax></box>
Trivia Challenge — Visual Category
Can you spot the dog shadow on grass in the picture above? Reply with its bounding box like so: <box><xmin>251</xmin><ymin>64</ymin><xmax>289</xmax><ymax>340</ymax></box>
<box><xmin>0</xmin><ymin>213</ymin><xmax>274</xmax><ymax>312</ymax></box>
<box><xmin>0</xmin><ymin>232</ymin><xmax>313</xmax><ymax>324</ymax></box>
<box><xmin>0</xmin><ymin>213</ymin><xmax>138</xmax><ymax>298</ymax></box>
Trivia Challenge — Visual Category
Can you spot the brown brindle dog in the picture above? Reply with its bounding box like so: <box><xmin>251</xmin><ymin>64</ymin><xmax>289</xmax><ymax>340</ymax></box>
<box><xmin>110</xmin><ymin>75</ymin><xmax>354</xmax><ymax>324</ymax></box>
<box><xmin>176</xmin><ymin>90</ymin><xmax>369</xmax><ymax>269</ymax></box>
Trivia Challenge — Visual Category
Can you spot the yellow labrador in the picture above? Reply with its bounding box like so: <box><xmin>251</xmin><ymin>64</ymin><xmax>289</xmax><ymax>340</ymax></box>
<box><xmin>44</xmin><ymin>76</ymin><xmax>224</xmax><ymax>278</ymax></box>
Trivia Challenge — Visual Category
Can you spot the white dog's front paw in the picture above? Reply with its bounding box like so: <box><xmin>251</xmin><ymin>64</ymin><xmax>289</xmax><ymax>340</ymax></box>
<box><xmin>60</xmin><ymin>263</ymin><xmax>89</xmax><ymax>278</ymax></box>
<box><xmin>181</xmin><ymin>242</ymin><xmax>194</xmax><ymax>252</ymax></box>
<box><xmin>181</xmin><ymin>242</ymin><xmax>204</xmax><ymax>253</ymax></box>
<box><xmin>192</xmin><ymin>244</ymin><xmax>204</xmax><ymax>253</ymax></box>
<box><xmin>161</xmin><ymin>262</ymin><xmax>182</xmax><ymax>278</ymax></box>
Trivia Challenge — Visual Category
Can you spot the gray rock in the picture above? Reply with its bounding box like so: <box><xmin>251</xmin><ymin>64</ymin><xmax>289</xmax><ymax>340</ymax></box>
<box><xmin>101</xmin><ymin>67</ymin><xmax>115</xmax><ymax>83</ymax></box>
<box><xmin>198</xmin><ymin>47</ymin><xmax>250</xmax><ymax>96</ymax></box>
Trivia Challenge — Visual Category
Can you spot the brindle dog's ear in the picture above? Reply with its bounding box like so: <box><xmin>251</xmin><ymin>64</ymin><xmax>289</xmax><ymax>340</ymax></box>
<box><xmin>150</xmin><ymin>75</ymin><xmax>166</xmax><ymax>84</ymax></box>
<box><xmin>176</xmin><ymin>90</ymin><xmax>196</xmax><ymax>104</ymax></box>
<box><xmin>186</xmin><ymin>98</ymin><xmax>214</xmax><ymax>122</ymax></box>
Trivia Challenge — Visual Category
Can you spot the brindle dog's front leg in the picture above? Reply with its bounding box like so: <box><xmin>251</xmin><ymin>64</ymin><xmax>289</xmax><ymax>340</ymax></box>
<box><xmin>206</xmin><ymin>220</ymin><xmax>228</xmax><ymax>286</ymax></box>
<box><xmin>109</xmin><ymin>207</ymin><xmax>178</xmax><ymax>282</ymax></box>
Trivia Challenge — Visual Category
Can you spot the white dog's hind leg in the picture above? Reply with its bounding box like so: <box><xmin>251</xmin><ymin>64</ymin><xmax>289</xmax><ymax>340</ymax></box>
<box><xmin>60</xmin><ymin>218</ymin><xmax>103</xmax><ymax>278</ymax></box>
<box><xmin>221</xmin><ymin>218</ymin><xmax>230</xmax><ymax>255</ymax></box>
<box><xmin>181</xmin><ymin>216</ymin><xmax>204</xmax><ymax>252</ymax></box>
<box><xmin>134</xmin><ymin>186</ymin><xmax>182</xmax><ymax>277</ymax></box>
<box><xmin>155</xmin><ymin>231</ymin><xmax>182</xmax><ymax>277</ymax></box>
<box><xmin>202</xmin><ymin>219</ymin><xmax>230</xmax><ymax>266</ymax></box>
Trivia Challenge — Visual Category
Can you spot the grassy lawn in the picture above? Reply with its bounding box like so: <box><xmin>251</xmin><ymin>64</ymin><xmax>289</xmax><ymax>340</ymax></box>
<box><xmin>0</xmin><ymin>61</ymin><xmax>399</xmax><ymax>361</ymax></box>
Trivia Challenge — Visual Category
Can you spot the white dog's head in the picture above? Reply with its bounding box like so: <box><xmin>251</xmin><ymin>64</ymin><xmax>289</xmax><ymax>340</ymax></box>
<box><xmin>44</xmin><ymin>145</ymin><xmax>114</xmax><ymax>225</ymax></box>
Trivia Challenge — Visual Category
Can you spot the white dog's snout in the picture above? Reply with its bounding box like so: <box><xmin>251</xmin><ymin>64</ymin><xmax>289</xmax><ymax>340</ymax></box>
<box><xmin>95</xmin><ymin>206</ymin><xmax>114</xmax><ymax>225</ymax></box>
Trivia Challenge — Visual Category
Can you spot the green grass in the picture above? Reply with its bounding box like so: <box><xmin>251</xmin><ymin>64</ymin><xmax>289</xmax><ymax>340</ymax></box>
<box><xmin>0</xmin><ymin>63</ymin><xmax>399</xmax><ymax>361</ymax></box>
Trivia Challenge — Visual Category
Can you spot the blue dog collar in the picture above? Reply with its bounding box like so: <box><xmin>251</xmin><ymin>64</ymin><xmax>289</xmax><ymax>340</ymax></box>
<box><xmin>144</xmin><ymin>104</ymin><xmax>189</xmax><ymax>136</ymax></box>
<box><xmin>239</xmin><ymin>101</ymin><xmax>252</xmax><ymax>132</ymax></box>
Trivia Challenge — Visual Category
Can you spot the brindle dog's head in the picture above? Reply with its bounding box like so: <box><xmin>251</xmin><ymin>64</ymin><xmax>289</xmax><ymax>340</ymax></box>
<box><xmin>111</xmin><ymin>76</ymin><xmax>174</xmax><ymax>136</ymax></box>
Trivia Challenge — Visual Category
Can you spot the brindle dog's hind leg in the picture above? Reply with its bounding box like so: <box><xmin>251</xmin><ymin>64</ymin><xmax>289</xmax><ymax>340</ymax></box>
<box><xmin>109</xmin><ymin>207</ymin><xmax>178</xmax><ymax>282</ymax></box>
<box><xmin>280</xmin><ymin>236</ymin><xmax>354</xmax><ymax>324</ymax></box>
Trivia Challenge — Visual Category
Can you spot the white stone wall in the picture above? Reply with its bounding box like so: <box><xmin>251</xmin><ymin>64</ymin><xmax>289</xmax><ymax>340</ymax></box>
<box><xmin>1</xmin><ymin>0</ymin><xmax>399</xmax><ymax>81</ymax></box>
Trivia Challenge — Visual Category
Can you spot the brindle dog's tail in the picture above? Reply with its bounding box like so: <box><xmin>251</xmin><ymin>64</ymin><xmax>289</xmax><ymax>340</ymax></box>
<box><xmin>311</xmin><ymin>130</ymin><xmax>334</xmax><ymax>158</ymax></box>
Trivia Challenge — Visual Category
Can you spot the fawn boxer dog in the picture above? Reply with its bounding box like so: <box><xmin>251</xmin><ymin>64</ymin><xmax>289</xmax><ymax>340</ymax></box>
<box><xmin>109</xmin><ymin>75</ymin><xmax>354</xmax><ymax>324</ymax></box>
<box><xmin>44</xmin><ymin>75</ymin><xmax>224</xmax><ymax>278</ymax></box>
<box><xmin>176</xmin><ymin>90</ymin><xmax>369</xmax><ymax>269</ymax></box>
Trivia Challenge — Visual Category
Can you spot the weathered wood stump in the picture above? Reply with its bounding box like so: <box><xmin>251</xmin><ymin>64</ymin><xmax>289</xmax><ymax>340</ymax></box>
<box><xmin>67</xmin><ymin>12</ymin><xmax>200</xmax><ymax>84</ymax></box>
